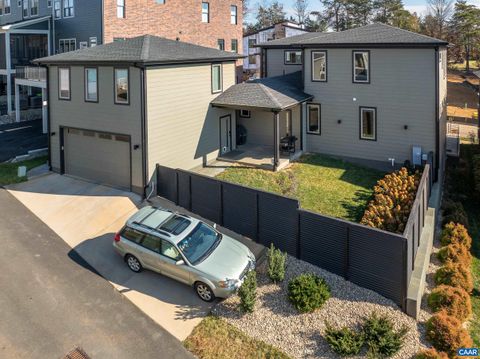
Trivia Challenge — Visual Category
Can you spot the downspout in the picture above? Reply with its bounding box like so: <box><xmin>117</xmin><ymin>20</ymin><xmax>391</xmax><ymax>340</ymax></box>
<box><xmin>46</xmin><ymin>66</ymin><xmax>52</xmax><ymax>170</ymax></box>
<box><xmin>434</xmin><ymin>47</ymin><xmax>439</xmax><ymax>182</ymax></box>
<box><xmin>139</xmin><ymin>65</ymin><xmax>150</xmax><ymax>199</ymax></box>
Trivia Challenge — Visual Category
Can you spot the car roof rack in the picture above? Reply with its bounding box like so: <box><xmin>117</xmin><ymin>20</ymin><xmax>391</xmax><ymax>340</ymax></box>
<box><xmin>131</xmin><ymin>221</ymin><xmax>172</xmax><ymax>238</ymax></box>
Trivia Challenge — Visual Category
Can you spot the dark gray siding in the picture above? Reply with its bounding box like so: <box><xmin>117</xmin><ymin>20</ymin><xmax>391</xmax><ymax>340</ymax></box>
<box><xmin>0</xmin><ymin>34</ymin><xmax>5</xmax><ymax>69</ymax></box>
<box><xmin>54</xmin><ymin>0</ymin><xmax>102</xmax><ymax>52</ymax></box>
<box><xmin>0</xmin><ymin>0</ymin><xmax>53</xmax><ymax>26</ymax></box>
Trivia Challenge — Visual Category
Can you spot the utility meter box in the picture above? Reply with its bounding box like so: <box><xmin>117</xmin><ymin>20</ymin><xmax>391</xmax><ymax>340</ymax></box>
<box><xmin>412</xmin><ymin>146</ymin><xmax>422</xmax><ymax>166</ymax></box>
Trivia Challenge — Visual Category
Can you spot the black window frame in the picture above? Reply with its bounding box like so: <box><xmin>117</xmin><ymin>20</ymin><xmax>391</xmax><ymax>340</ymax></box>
<box><xmin>201</xmin><ymin>1</ymin><xmax>209</xmax><ymax>23</ymax></box>
<box><xmin>311</xmin><ymin>50</ymin><xmax>327</xmax><ymax>82</ymax></box>
<box><xmin>306</xmin><ymin>103</ymin><xmax>321</xmax><ymax>135</ymax></box>
<box><xmin>217</xmin><ymin>39</ymin><xmax>225</xmax><ymax>51</ymax></box>
<box><xmin>114</xmin><ymin>67</ymin><xmax>130</xmax><ymax>105</ymax></box>
<box><xmin>284</xmin><ymin>50</ymin><xmax>302</xmax><ymax>65</ymax></box>
<box><xmin>117</xmin><ymin>0</ymin><xmax>125</xmax><ymax>18</ymax></box>
<box><xmin>239</xmin><ymin>109</ymin><xmax>251</xmax><ymax>118</ymax></box>
<box><xmin>352</xmin><ymin>50</ymin><xmax>370</xmax><ymax>84</ymax></box>
<box><xmin>359</xmin><ymin>106</ymin><xmax>377</xmax><ymax>141</ymax></box>
<box><xmin>231</xmin><ymin>39</ymin><xmax>238</xmax><ymax>53</ymax></box>
<box><xmin>211</xmin><ymin>63</ymin><xmax>223</xmax><ymax>94</ymax></box>
<box><xmin>58</xmin><ymin>66</ymin><xmax>71</xmax><ymax>101</ymax></box>
<box><xmin>84</xmin><ymin>67</ymin><xmax>99</xmax><ymax>103</ymax></box>
<box><xmin>230</xmin><ymin>5</ymin><xmax>237</xmax><ymax>24</ymax></box>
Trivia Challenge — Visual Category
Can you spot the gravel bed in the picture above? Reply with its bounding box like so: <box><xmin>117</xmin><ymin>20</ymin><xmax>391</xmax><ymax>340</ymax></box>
<box><xmin>214</xmin><ymin>255</ymin><xmax>430</xmax><ymax>359</ymax></box>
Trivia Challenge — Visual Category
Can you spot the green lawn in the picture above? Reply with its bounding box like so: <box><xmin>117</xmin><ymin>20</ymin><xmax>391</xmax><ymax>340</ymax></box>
<box><xmin>216</xmin><ymin>154</ymin><xmax>383</xmax><ymax>222</ymax></box>
<box><xmin>449</xmin><ymin>60</ymin><xmax>480</xmax><ymax>72</ymax></box>
<box><xmin>0</xmin><ymin>156</ymin><xmax>48</xmax><ymax>187</ymax></box>
<box><xmin>184</xmin><ymin>316</ymin><xmax>291</xmax><ymax>359</ymax></box>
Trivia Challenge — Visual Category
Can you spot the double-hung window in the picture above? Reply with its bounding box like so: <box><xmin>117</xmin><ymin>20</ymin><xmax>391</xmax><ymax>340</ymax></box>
<box><xmin>114</xmin><ymin>68</ymin><xmax>129</xmax><ymax>104</ymax></box>
<box><xmin>30</xmin><ymin>0</ymin><xmax>37</xmax><ymax>15</ymax></box>
<box><xmin>85</xmin><ymin>68</ymin><xmax>98</xmax><ymax>102</ymax></box>
<box><xmin>47</xmin><ymin>0</ymin><xmax>51</xmax><ymax>7</ymax></box>
<box><xmin>285</xmin><ymin>50</ymin><xmax>302</xmax><ymax>65</ymax></box>
<box><xmin>4</xmin><ymin>0</ymin><xmax>10</xmax><ymax>14</ymax></box>
<box><xmin>58</xmin><ymin>68</ymin><xmax>70</xmax><ymax>100</ymax></box>
<box><xmin>201</xmin><ymin>2</ymin><xmax>209</xmax><ymax>23</ymax></box>
<box><xmin>54</xmin><ymin>0</ymin><xmax>61</xmax><ymax>18</ymax></box>
<box><xmin>59</xmin><ymin>38</ymin><xmax>76</xmax><ymax>53</ymax></box>
<box><xmin>307</xmin><ymin>104</ymin><xmax>321</xmax><ymax>134</ymax></box>
<box><xmin>211</xmin><ymin>64</ymin><xmax>222</xmax><ymax>93</ymax></box>
<box><xmin>231</xmin><ymin>39</ymin><xmax>238</xmax><ymax>53</ymax></box>
<box><xmin>63</xmin><ymin>0</ymin><xmax>74</xmax><ymax>18</ymax></box>
<box><xmin>22</xmin><ymin>0</ymin><xmax>28</xmax><ymax>17</ymax></box>
<box><xmin>117</xmin><ymin>0</ymin><xmax>125</xmax><ymax>18</ymax></box>
<box><xmin>359</xmin><ymin>107</ymin><xmax>376</xmax><ymax>140</ymax></box>
<box><xmin>311</xmin><ymin>51</ymin><xmax>327</xmax><ymax>82</ymax></box>
<box><xmin>353</xmin><ymin>50</ymin><xmax>370</xmax><ymax>83</ymax></box>
<box><xmin>0</xmin><ymin>0</ymin><xmax>4</xmax><ymax>15</ymax></box>
<box><xmin>230</xmin><ymin>5</ymin><xmax>237</xmax><ymax>24</ymax></box>
<box><xmin>248</xmin><ymin>38</ymin><xmax>256</xmax><ymax>49</ymax></box>
<box><xmin>217</xmin><ymin>39</ymin><xmax>224</xmax><ymax>51</ymax></box>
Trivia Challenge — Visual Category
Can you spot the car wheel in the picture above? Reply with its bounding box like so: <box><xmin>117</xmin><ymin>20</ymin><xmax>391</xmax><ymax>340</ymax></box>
<box><xmin>125</xmin><ymin>254</ymin><xmax>142</xmax><ymax>273</ymax></box>
<box><xmin>195</xmin><ymin>282</ymin><xmax>215</xmax><ymax>302</ymax></box>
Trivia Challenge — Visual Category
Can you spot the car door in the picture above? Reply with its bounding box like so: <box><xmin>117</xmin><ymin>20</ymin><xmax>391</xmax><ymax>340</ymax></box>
<box><xmin>158</xmin><ymin>239</ymin><xmax>191</xmax><ymax>284</ymax></box>
<box><xmin>137</xmin><ymin>234</ymin><xmax>162</xmax><ymax>272</ymax></box>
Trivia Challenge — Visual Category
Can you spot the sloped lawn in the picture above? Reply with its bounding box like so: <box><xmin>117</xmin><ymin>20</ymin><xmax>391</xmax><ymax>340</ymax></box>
<box><xmin>216</xmin><ymin>154</ymin><xmax>383</xmax><ymax>222</ymax></box>
<box><xmin>0</xmin><ymin>156</ymin><xmax>48</xmax><ymax>186</ymax></box>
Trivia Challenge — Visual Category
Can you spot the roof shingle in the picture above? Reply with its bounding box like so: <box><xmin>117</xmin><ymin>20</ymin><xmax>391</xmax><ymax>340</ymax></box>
<box><xmin>34</xmin><ymin>35</ymin><xmax>244</xmax><ymax>65</ymax></box>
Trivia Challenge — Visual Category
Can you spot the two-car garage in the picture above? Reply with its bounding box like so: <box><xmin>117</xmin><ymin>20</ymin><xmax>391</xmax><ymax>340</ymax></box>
<box><xmin>61</xmin><ymin>127</ymin><xmax>132</xmax><ymax>191</ymax></box>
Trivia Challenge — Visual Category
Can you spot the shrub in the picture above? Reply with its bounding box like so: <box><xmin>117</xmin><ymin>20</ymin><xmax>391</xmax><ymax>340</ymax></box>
<box><xmin>361</xmin><ymin>167</ymin><xmax>421</xmax><ymax>233</ymax></box>
<box><xmin>362</xmin><ymin>312</ymin><xmax>408</xmax><ymax>357</ymax></box>
<box><xmin>425</xmin><ymin>311</ymin><xmax>473</xmax><ymax>357</ymax></box>
<box><xmin>267</xmin><ymin>244</ymin><xmax>287</xmax><ymax>283</ymax></box>
<box><xmin>441</xmin><ymin>200</ymin><xmax>469</xmax><ymax>228</ymax></box>
<box><xmin>437</xmin><ymin>242</ymin><xmax>472</xmax><ymax>266</ymax></box>
<box><xmin>415</xmin><ymin>348</ymin><xmax>449</xmax><ymax>359</ymax></box>
<box><xmin>473</xmin><ymin>154</ymin><xmax>480</xmax><ymax>196</ymax></box>
<box><xmin>238</xmin><ymin>270</ymin><xmax>257</xmax><ymax>313</ymax></box>
<box><xmin>440</xmin><ymin>222</ymin><xmax>472</xmax><ymax>249</ymax></box>
<box><xmin>288</xmin><ymin>273</ymin><xmax>330</xmax><ymax>313</ymax></box>
<box><xmin>427</xmin><ymin>285</ymin><xmax>472</xmax><ymax>321</ymax></box>
<box><xmin>434</xmin><ymin>262</ymin><xmax>474</xmax><ymax>293</ymax></box>
<box><xmin>324</xmin><ymin>323</ymin><xmax>364</xmax><ymax>356</ymax></box>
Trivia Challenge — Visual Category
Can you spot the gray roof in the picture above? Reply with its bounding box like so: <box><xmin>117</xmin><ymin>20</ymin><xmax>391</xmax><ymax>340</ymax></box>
<box><xmin>34</xmin><ymin>35</ymin><xmax>244</xmax><ymax>65</ymax></box>
<box><xmin>211</xmin><ymin>72</ymin><xmax>313</xmax><ymax>111</ymax></box>
<box><xmin>258</xmin><ymin>23</ymin><xmax>449</xmax><ymax>48</ymax></box>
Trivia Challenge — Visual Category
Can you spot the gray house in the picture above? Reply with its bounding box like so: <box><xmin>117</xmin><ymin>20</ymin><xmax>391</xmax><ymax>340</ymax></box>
<box><xmin>213</xmin><ymin>23</ymin><xmax>448</xmax><ymax>180</ymax></box>
<box><xmin>35</xmin><ymin>35</ymin><xmax>242</xmax><ymax>194</ymax></box>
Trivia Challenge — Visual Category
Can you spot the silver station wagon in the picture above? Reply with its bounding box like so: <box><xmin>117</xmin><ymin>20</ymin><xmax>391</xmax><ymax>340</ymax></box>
<box><xmin>113</xmin><ymin>206</ymin><xmax>256</xmax><ymax>301</ymax></box>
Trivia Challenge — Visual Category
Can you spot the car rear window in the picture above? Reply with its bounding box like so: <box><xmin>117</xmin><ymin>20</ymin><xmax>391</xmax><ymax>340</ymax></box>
<box><xmin>121</xmin><ymin>227</ymin><xmax>144</xmax><ymax>244</ymax></box>
<box><xmin>159</xmin><ymin>215</ymin><xmax>191</xmax><ymax>235</ymax></box>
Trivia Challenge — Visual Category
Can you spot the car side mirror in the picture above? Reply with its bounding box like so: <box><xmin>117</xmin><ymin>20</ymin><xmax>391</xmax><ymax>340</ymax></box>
<box><xmin>175</xmin><ymin>259</ymin><xmax>185</xmax><ymax>266</ymax></box>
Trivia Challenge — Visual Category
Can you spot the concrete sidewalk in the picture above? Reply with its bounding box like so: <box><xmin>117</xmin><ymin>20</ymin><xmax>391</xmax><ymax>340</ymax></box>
<box><xmin>7</xmin><ymin>173</ymin><xmax>213</xmax><ymax>340</ymax></box>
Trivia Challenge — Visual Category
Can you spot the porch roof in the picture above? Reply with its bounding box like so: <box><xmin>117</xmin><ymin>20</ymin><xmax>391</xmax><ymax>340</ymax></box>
<box><xmin>211</xmin><ymin>72</ymin><xmax>313</xmax><ymax>112</ymax></box>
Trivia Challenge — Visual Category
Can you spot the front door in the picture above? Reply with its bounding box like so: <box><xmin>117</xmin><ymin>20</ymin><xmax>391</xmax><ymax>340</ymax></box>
<box><xmin>220</xmin><ymin>115</ymin><xmax>231</xmax><ymax>155</ymax></box>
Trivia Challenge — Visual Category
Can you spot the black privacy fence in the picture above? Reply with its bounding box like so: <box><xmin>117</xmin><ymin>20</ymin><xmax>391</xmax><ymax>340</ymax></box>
<box><xmin>156</xmin><ymin>164</ymin><xmax>431</xmax><ymax>311</ymax></box>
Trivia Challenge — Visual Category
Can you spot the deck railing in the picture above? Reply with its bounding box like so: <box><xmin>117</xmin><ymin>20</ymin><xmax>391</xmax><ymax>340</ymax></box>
<box><xmin>15</xmin><ymin>66</ymin><xmax>47</xmax><ymax>82</ymax></box>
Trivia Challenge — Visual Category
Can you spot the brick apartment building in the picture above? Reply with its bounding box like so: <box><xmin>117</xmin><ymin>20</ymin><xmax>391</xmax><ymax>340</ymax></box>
<box><xmin>1</xmin><ymin>0</ymin><xmax>243</xmax><ymax>119</ymax></box>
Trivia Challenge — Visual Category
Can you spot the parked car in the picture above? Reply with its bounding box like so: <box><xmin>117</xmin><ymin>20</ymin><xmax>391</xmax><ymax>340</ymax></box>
<box><xmin>113</xmin><ymin>206</ymin><xmax>256</xmax><ymax>301</ymax></box>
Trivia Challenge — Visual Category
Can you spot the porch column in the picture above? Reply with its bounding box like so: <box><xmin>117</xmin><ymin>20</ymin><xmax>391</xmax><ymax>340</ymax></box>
<box><xmin>301</xmin><ymin>102</ymin><xmax>307</xmax><ymax>152</ymax></box>
<box><xmin>273</xmin><ymin>111</ymin><xmax>280</xmax><ymax>170</ymax></box>
<box><xmin>14</xmin><ymin>83</ymin><xmax>20</xmax><ymax>123</ymax></box>
<box><xmin>42</xmin><ymin>88</ymin><xmax>48</xmax><ymax>134</ymax></box>
<box><xmin>5</xmin><ymin>32</ymin><xmax>12</xmax><ymax>115</ymax></box>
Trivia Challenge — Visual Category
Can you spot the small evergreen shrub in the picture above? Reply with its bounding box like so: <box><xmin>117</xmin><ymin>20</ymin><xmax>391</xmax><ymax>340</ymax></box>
<box><xmin>415</xmin><ymin>348</ymin><xmax>449</xmax><ymax>359</ymax></box>
<box><xmin>441</xmin><ymin>200</ymin><xmax>469</xmax><ymax>228</ymax></box>
<box><xmin>427</xmin><ymin>285</ymin><xmax>472</xmax><ymax>322</ymax></box>
<box><xmin>361</xmin><ymin>167</ymin><xmax>421</xmax><ymax>233</ymax></box>
<box><xmin>437</xmin><ymin>242</ymin><xmax>472</xmax><ymax>266</ymax></box>
<box><xmin>287</xmin><ymin>273</ymin><xmax>330</xmax><ymax>313</ymax></box>
<box><xmin>426</xmin><ymin>311</ymin><xmax>473</xmax><ymax>357</ymax></box>
<box><xmin>434</xmin><ymin>262</ymin><xmax>474</xmax><ymax>294</ymax></box>
<box><xmin>267</xmin><ymin>244</ymin><xmax>287</xmax><ymax>283</ymax></box>
<box><xmin>362</xmin><ymin>312</ymin><xmax>408</xmax><ymax>357</ymax></box>
<box><xmin>238</xmin><ymin>270</ymin><xmax>257</xmax><ymax>313</ymax></box>
<box><xmin>440</xmin><ymin>222</ymin><xmax>472</xmax><ymax>249</ymax></box>
<box><xmin>324</xmin><ymin>323</ymin><xmax>364</xmax><ymax>356</ymax></box>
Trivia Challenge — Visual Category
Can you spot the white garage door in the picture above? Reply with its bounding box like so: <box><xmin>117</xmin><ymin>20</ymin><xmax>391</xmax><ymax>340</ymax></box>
<box><xmin>64</xmin><ymin>128</ymin><xmax>131</xmax><ymax>190</ymax></box>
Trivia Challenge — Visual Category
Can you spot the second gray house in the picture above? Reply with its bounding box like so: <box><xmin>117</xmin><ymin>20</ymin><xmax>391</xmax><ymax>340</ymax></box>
<box><xmin>36</xmin><ymin>24</ymin><xmax>448</xmax><ymax>196</ymax></box>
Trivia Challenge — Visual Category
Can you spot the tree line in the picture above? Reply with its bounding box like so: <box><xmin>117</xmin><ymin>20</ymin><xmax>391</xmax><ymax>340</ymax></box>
<box><xmin>244</xmin><ymin>0</ymin><xmax>480</xmax><ymax>71</ymax></box>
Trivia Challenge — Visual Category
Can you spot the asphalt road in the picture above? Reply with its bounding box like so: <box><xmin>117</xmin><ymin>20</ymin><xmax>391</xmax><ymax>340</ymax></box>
<box><xmin>0</xmin><ymin>189</ymin><xmax>195</xmax><ymax>359</ymax></box>
<box><xmin>0</xmin><ymin>119</ymin><xmax>47</xmax><ymax>162</ymax></box>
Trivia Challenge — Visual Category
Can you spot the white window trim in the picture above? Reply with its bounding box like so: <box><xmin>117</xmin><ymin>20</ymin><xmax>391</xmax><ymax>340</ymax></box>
<box><xmin>30</xmin><ymin>0</ymin><xmax>38</xmax><ymax>16</ymax></box>
<box><xmin>89</xmin><ymin>37</ymin><xmax>97</xmax><ymax>47</ymax></box>
<box><xmin>240</xmin><ymin>109</ymin><xmax>251</xmax><ymax>118</ymax></box>
<box><xmin>53</xmin><ymin>0</ymin><xmax>61</xmax><ymax>18</ymax></box>
<box><xmin>4</xmin><ymin>0</ymin><xmax>11</xmax><ymax>14</ymax></box>
<box><xmin>311</xmin><ymin>50</ymin><xmax>327</xmax><ymax>82</ymax></box>
<box><xmin>58</xmin><ymin>67</ymin><xmax>70</xmax><ymax>100</ymax></box>
<box><xmin>84</xmin><ymin>67</ymin><xmax>98</xmax><ymax>102</ymax></box>
<box><xmin>62</xmin><ymin>0</ymin><xmax>74</xmax><ymax>18</ymax></box>
<box><xmin>211</xmin><ymin>64</ymin><xmax>223</xmax><ymax>93</ymax></box>
<box><xmin>307</xmin><ymin>103</ymin><xmax>321</xmax><ymax>135</ymax></box>
<box><xmin>59</xmin><ymin>38</ymin><xmax>76</xmax><ymax>53</ymax></box>
<box><xmin>353</xmin><ymin>50</ymin><xmax>370</xmax><ymax>83</ymax></box>
<box><xmin>360</xmin><ymin>107</ymin><xmax>377</xmax><ymax>141</ymax></box>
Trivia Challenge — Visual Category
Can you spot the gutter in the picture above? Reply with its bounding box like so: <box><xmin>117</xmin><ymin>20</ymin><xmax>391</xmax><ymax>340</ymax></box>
<box><xmin>255</xmin><ymin>43</ymin><xmax>450</xmax><ymax>50</ymax></box>
<box><xmin>137</xmin><ymin>63</ymin><xmax>148</xmax><ymax>198</ymax></box>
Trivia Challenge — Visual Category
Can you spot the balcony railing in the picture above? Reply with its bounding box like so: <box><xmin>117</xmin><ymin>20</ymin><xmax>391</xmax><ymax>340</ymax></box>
<box><xmin>15</xmin><ymin>66</ymin><xmax>47</xmax><ymax>82</ymax></box>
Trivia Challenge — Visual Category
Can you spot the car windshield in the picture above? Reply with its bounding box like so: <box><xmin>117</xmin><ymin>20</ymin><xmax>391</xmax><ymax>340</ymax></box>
<box><xmin>177</xmin><ymin>223</ymin><xmax>221</xmax><ymax>265</ymax></box>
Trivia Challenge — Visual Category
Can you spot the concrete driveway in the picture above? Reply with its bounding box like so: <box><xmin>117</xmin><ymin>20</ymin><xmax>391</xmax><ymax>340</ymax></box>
<box><xmin>7</xmin><ymin>173</ymin><xmax>212</xmax><ymax>340</ymax></box>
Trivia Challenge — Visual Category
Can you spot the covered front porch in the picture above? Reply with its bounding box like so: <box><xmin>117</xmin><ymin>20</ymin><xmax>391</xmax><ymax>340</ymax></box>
<box><xmin>211</xmin><ymin>72</ymin><xmax>312</xmax><ymax>171</ymax></box>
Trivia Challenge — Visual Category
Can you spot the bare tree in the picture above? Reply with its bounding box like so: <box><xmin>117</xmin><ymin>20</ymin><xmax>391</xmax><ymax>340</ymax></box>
<box><xmin>427</xmin><ymin>0</ymin><xmax>453</xmax><ymax>38</ymax></box>
<box><xmin>293</xmin><ymin>0</ymin><xmax>310</xmax><ymax>24</ymax></box>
